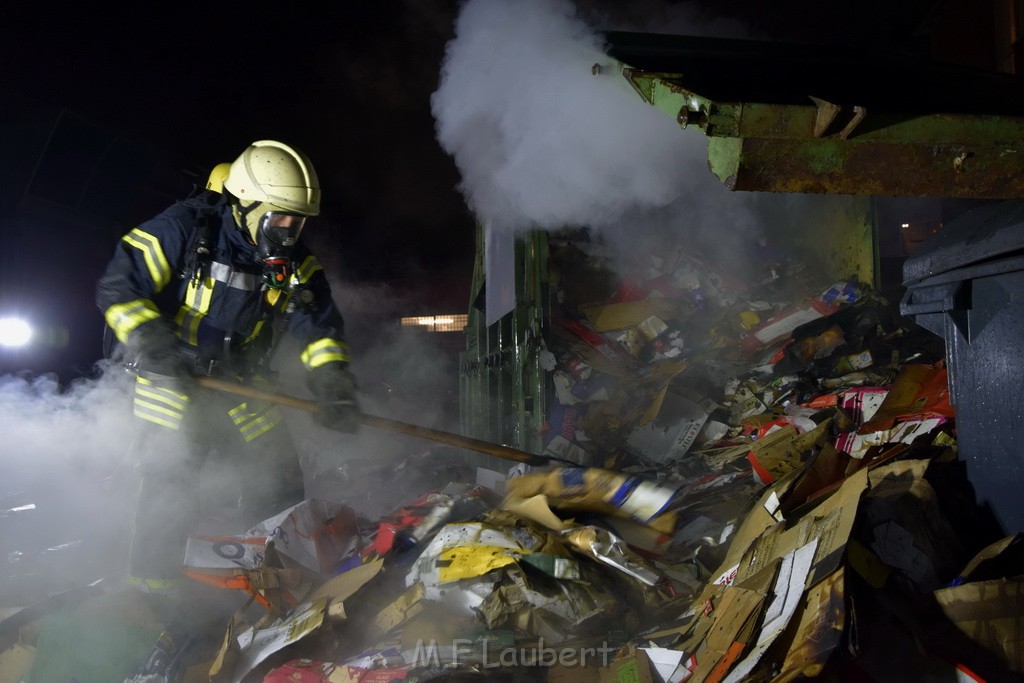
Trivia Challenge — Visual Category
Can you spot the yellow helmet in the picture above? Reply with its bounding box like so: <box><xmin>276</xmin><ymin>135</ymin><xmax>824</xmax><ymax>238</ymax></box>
<box><xmin>205</xmin><ymin>162</ymin><xmax>232</xmax><ymax>193</ymax></box>
<box><xmin>224</xmin><ymin>140</ymin><xmax>321</xmax><ymax>216</ymax></box>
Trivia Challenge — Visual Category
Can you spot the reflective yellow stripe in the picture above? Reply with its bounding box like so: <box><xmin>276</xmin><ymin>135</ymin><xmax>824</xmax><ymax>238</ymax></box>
<box><xmin>185</xmin><ymin>276</ymin><xmax>215</xmax><ymax>314</ymax></box>
<box><xmin>174</xmin><ymin>276</ymin><xmax>215</xmax><ymax>346</ymax></box>
<box><xmin>227</xmin><ymin>403</ymin><xmax>253</xmax><ymax>424</ymax></box>
<box><xmin>104</xmin><ymin>299</ymin><xmax>161</xmax><ymax>342</ymax></box>
<box><xmin>134</xmin><ymin>398</ymin><xmax>185</xmax><ymax>420</ymax></box>
<box><xmin>244</xmin><ymin>319</ymin><xmax>266</xmax><ymax>345</ymax></box>
<box><xmin>266</xmin><ymin>289</ymin><xmax>283</xmax><ymax>307</ymax></box>
<box><xmin>229</xmin><ymin>401</ymin><xmax>283</xmax><ymax>442</ymax></box>
<box><xmin>240</xmin><ymin>410</ymin><xmax>282</xmax><ymax>441</ymax></box>
<box><xmin>134</xmin><ymin>377</ymin><xmax>189</xmax><ymax>429</ymax></box>
<box><xmin>132</xmin><ymin>406</ymin><xmax>182</xmax><ymax>430</ymax></box>
<box><xmin>135</xmin><ymin>386</ymin><xmax>189</xmax><ymax>411</ymax></box>
<box><xmin>173</xmin><ymin>306</ymin><xmax>198</xmax><ymax>346</ymax></box>
<box><xmin>295</xmin><ymin>255</ymin><xmax>322</xmax><ymax>284</ymax></box>
<box><xmin>136</xmin><ymin>376</ymin><xmax>190</xmax><ymax>402</ymax></box>
<box><xmin>300</xmin><ymin>338</ymin><xmax>349</xmax><ymax>369</ymax></box>
<box><xmin>125</xmin><ymin>575</ymin><xmax>181</xmax><ymax>592</ymax></box>
<box><xmin>123</xmin><ymin>229</ymin><xmax>171</xmax><ymax>293</ymax></box>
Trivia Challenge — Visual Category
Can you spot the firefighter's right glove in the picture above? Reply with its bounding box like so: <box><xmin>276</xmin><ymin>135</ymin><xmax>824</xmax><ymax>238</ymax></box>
<box><xmin>128</xmin><ymin>325</ymin><xmax>192</xmax><ymax>382</ymax></box>
<box><xmin>307</xmin><ymin>364</ymin><xmax>361</xmax><ymax>433</ymax></box>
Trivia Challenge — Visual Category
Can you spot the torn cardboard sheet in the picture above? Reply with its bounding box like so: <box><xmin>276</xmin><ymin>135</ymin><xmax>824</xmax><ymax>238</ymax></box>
<box><xmin>627</xmin><ymin>391</ymin><xmax>715</xmax><ymax>464</ymax></box>
<box><xmin>773</xmin><ymin>567</ymin><xmax>847</xmax><ymax>682</ymax></box>
<box><xmin>935</xmin><ymin>534</ymin><xmax>1024</xmax><ymax>673</ymax></box>
<box><xmin>478</xmin><ymin>564</ymin><xmax>619</xmax><ymax>642</ymax></box>
<box><xmin>185</xmin><ymin>499</ymin><xmax>357</xmax><ymax>576</ymax></box>
<box><xmin>746</xmin><ymin>420</ymin><xmax>830</xmax><ymax>485</ymax></box>
<box><xmin>229</xmin><ymin>598</ymin><xmax>328</xmax><ymax>683</ymax></box>
<box><xmin>505</xmin><ymin>468</ymin><xmax>680</xmax><ymax>533</ymax></box>
<box><xmin>722</xmin><ymin>539</ymin><xmax>818</xmax><ymax>682</ymax></box>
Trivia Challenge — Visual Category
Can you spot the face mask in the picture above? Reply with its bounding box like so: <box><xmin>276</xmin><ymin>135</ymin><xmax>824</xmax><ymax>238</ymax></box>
<box><xmin>256</xmin><ymin>211</ymin><xmax>307</xmax><ymax>289</ymax></box>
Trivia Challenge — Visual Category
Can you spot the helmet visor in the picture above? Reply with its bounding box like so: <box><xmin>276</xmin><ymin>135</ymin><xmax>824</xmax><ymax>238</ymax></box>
<box><xmin>259</xmin><ymin>212</ymin><xmax>306</xmax><ymax>246</ymax></box>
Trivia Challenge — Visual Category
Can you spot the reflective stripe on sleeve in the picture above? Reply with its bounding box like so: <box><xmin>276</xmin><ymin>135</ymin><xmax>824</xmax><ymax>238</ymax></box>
<box><xmin>300</xmin><ymin>338</ymin><xmax>350</xmax><ymax>369</ymax></box>
<box><xmin>122</xmin><ymin>229</ymin><xmax>172</xmax><ymax>293</ymax></box>
<box><xmin>105</xmin><ymin>299</ymin><xmax>162</xmax><ymax>343</ymax></box>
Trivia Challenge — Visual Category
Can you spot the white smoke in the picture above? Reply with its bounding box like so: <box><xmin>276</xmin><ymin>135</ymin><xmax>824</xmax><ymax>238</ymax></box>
<box><xmin>431</xmin><ymin>0</ymin><xmax>762</xmax><ymax>245</ymax></box>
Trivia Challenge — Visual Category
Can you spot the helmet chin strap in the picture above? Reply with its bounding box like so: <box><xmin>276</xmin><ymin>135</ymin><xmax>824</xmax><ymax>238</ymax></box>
<box><xmin>235</xmin><ymin>200</ymin><xmax>263</xmax><ymax>243</ymax></box>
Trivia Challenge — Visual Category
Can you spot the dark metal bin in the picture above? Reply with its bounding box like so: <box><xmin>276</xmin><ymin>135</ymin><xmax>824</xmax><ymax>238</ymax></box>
<box><xmin>901</xmin><ymin>200</ymin><xmax>1024</xmax><ymax>534</ymax></box>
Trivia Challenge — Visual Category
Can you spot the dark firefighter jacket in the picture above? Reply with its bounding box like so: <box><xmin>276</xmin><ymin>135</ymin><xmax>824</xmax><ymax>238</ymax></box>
<box><xmin>96</xmin><ymin>198</ymin><xmax>349</xmax><ymax>433</ymax></box>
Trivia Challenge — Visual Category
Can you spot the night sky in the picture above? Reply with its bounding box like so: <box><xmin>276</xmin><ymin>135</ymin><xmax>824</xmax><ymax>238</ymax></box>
<box><xmin>0</xmin><ymin>0</ymin><xmax>994</xmax><ymax>380</ymax></box>
<box><xmin>0</xmin><ymin>2</ymin><xmax>476</xmax><ymax>275</ymax></box>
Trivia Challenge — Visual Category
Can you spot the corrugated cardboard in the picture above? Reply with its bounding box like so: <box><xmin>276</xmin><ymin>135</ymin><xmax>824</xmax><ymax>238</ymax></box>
<box><xmin>935</xmin><ymin>578</ymin><xmax>1024</xmax><ymax>673</ymax></box>
<box><xmin>371</xmin><ymin>583</ymin><xmax>426</xmax><ymax>635</ymax></box>
<box><xmin>600</xmin><ymin>646</ymin><xmax>656</xmax><ymax>683</ymax></box>
<box><xmin>583</xmin><ymin>299</ymin><xmax>680</xmax><ymax>332</ymax></box>
<box><xmin>307</xmin><ymin>559</ymin><xmax>384</xmax><ymax>619</ymax></box>
<box><xmin>0</xmin><ymin>642</ymin><xmax>34</xmax><ymax>683</ymax></box>
<box><xmin>773</xmin><ymin>567</ymin><xmax>847</xmax><ymax>682</ymax></box>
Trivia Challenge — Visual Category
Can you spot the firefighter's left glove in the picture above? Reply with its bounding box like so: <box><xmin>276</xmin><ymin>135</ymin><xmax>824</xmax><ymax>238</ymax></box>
<box><xmin>308</xmin><ymin>364</ymin><xmax>361</xmax><ymax>433</ymax></box>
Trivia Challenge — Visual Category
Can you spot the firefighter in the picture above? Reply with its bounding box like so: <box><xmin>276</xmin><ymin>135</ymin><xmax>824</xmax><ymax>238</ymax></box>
<box><xmin>97</xmin><ymin>140</ymin><xmax>359</xmax><ymax>678</ymax></box>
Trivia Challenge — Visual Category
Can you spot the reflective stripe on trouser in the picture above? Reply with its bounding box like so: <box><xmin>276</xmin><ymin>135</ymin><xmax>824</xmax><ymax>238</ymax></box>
<box><xmin>125</xmin><ymin>574</ymin><xmax>181</xmax><ymax>593</ymax></box>
<box><xmin>228</xmin><ymin>400</ymin><xmax>284</xmax><ymax>442</ymax></box>
<box><xmin>133</xmin><ymin>376</ymin><xmax>190</xmax><ymax>429</ymax></box>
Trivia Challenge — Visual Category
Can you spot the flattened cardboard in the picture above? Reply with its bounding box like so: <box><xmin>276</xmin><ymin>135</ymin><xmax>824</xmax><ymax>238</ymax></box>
<box><xmin>627</xmin><ymin>391</ymin><xmax>714</xmax><ymax>464</ymax></box>
<box><xmin>935</xmin><ymin>578</ymin><xmax>1024</xmax><ymax>673</ymax></box>
<box><xmin>500</xmin><ymin>494</ymin><xmax>571</xmax><ymax>531</ymax></box>
<box><xmin>688</xmin><ymin>586</ymin><xmax>766</xmax><ymax>683</ymax></box>
<box><xmin>741</xmin><ymin>468</ymin><xmax>867</xmax><ymax>588</ymax></box>
<box><xmin>372</xmin><ymin>583</ymin><xmax>426</xmax><ymax>635</ymax></box>
<box><xmin>600</xmin><ymin>646</ymin><xmax>656</xmax><ymax>683</ymax></box>
<box><xmin>746</xmin><ymin>420</ymin><xmax>829</xmax><ymax>484</ymax></box>
<box><xmin>230</xmin><ymin>599</ymin><xmax>328</xmax><ymax>683</ymax></box>
<box><xmin>772</xmin><ymin>567</ymin><xmax>847</xmax><ymax>682</ymax></box>
<box><xmin>721</xmin><ymin>539</ymin><xmax>818</xmax><ymax>682</ymax></box>
<box><xmin>0</xmin><ymin>642</ymin><xmax>34</xmax><ymax>683</ymax></box>
<box><xmin>583</xmin><ymin>299</ymin><xmax>680</xmax><ymax>332</ymax></box>
<box><xmin>307</xmin><ymin>559</ymin><xmax>384</xmax><ymax>619</ymax></box>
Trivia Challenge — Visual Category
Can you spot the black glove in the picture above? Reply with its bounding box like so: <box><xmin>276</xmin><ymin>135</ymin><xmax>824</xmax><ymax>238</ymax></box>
<box><xmin>307</xmin><ymin>363</ymin><xmax>361</xmax><ymax>433</ymax></box>
<box><xmin>128</xmin><ymin>325</ymin><xmax>192</xmax><ymax>381</ymax></box>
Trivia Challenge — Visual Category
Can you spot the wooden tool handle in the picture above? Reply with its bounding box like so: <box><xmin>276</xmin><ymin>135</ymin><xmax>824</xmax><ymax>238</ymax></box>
<box><xmin>195</xmin><ymin>376</ymin><xmax>552</xmax><ymax>465</ymax></box>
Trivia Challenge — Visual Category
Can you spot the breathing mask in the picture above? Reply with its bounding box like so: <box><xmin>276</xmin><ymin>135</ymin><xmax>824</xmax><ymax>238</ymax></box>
<box><xmin>234</xmin><ymin>201</ymin><xmax>306</xmax><ymax>289</ymax></box>
<box><xmin>256</xmin><ymin>210</ymin><xmax>306</xmax><ymax>288</ymax></box>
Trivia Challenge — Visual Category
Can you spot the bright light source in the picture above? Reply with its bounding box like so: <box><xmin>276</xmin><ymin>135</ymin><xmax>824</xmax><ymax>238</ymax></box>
<box><xmin>901</xmin><ymin>223</ymin><xmax>910</xmax><ymax>229</ymax></box>
<box><xmin>0</xmin><ymin>317</ymin><xmax>32</xmax><ymax>347</ymax></box>
<box><xmin>400</xmin><ymin>314</ymin><xmax>467</xmax><ymax>332</ymax></box>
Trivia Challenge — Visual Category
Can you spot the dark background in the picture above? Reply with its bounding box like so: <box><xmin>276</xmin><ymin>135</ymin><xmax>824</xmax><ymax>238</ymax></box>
<box><xmin>0</xmin><ymin>0</ymin><xmax>1012</xmax><ymax>381</ymax></box>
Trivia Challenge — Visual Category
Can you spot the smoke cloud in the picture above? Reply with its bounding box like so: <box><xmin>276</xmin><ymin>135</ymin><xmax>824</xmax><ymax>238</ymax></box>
<box><xmin>432</xmin><ymin>0</ymin><xmax>764</xmax><ymax>247</ymax></box>
<box><xmin>0</xmin><ymin>269</ymin><xmax>469</xmax><ymax>604</ymax></box>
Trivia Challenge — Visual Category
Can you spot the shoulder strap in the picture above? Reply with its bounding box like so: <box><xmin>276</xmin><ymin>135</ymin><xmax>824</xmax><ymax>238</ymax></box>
<box><xmin>180</xmin><ymin>193</ymin><xmax>227</xmax><ymax>283</ymax></box>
